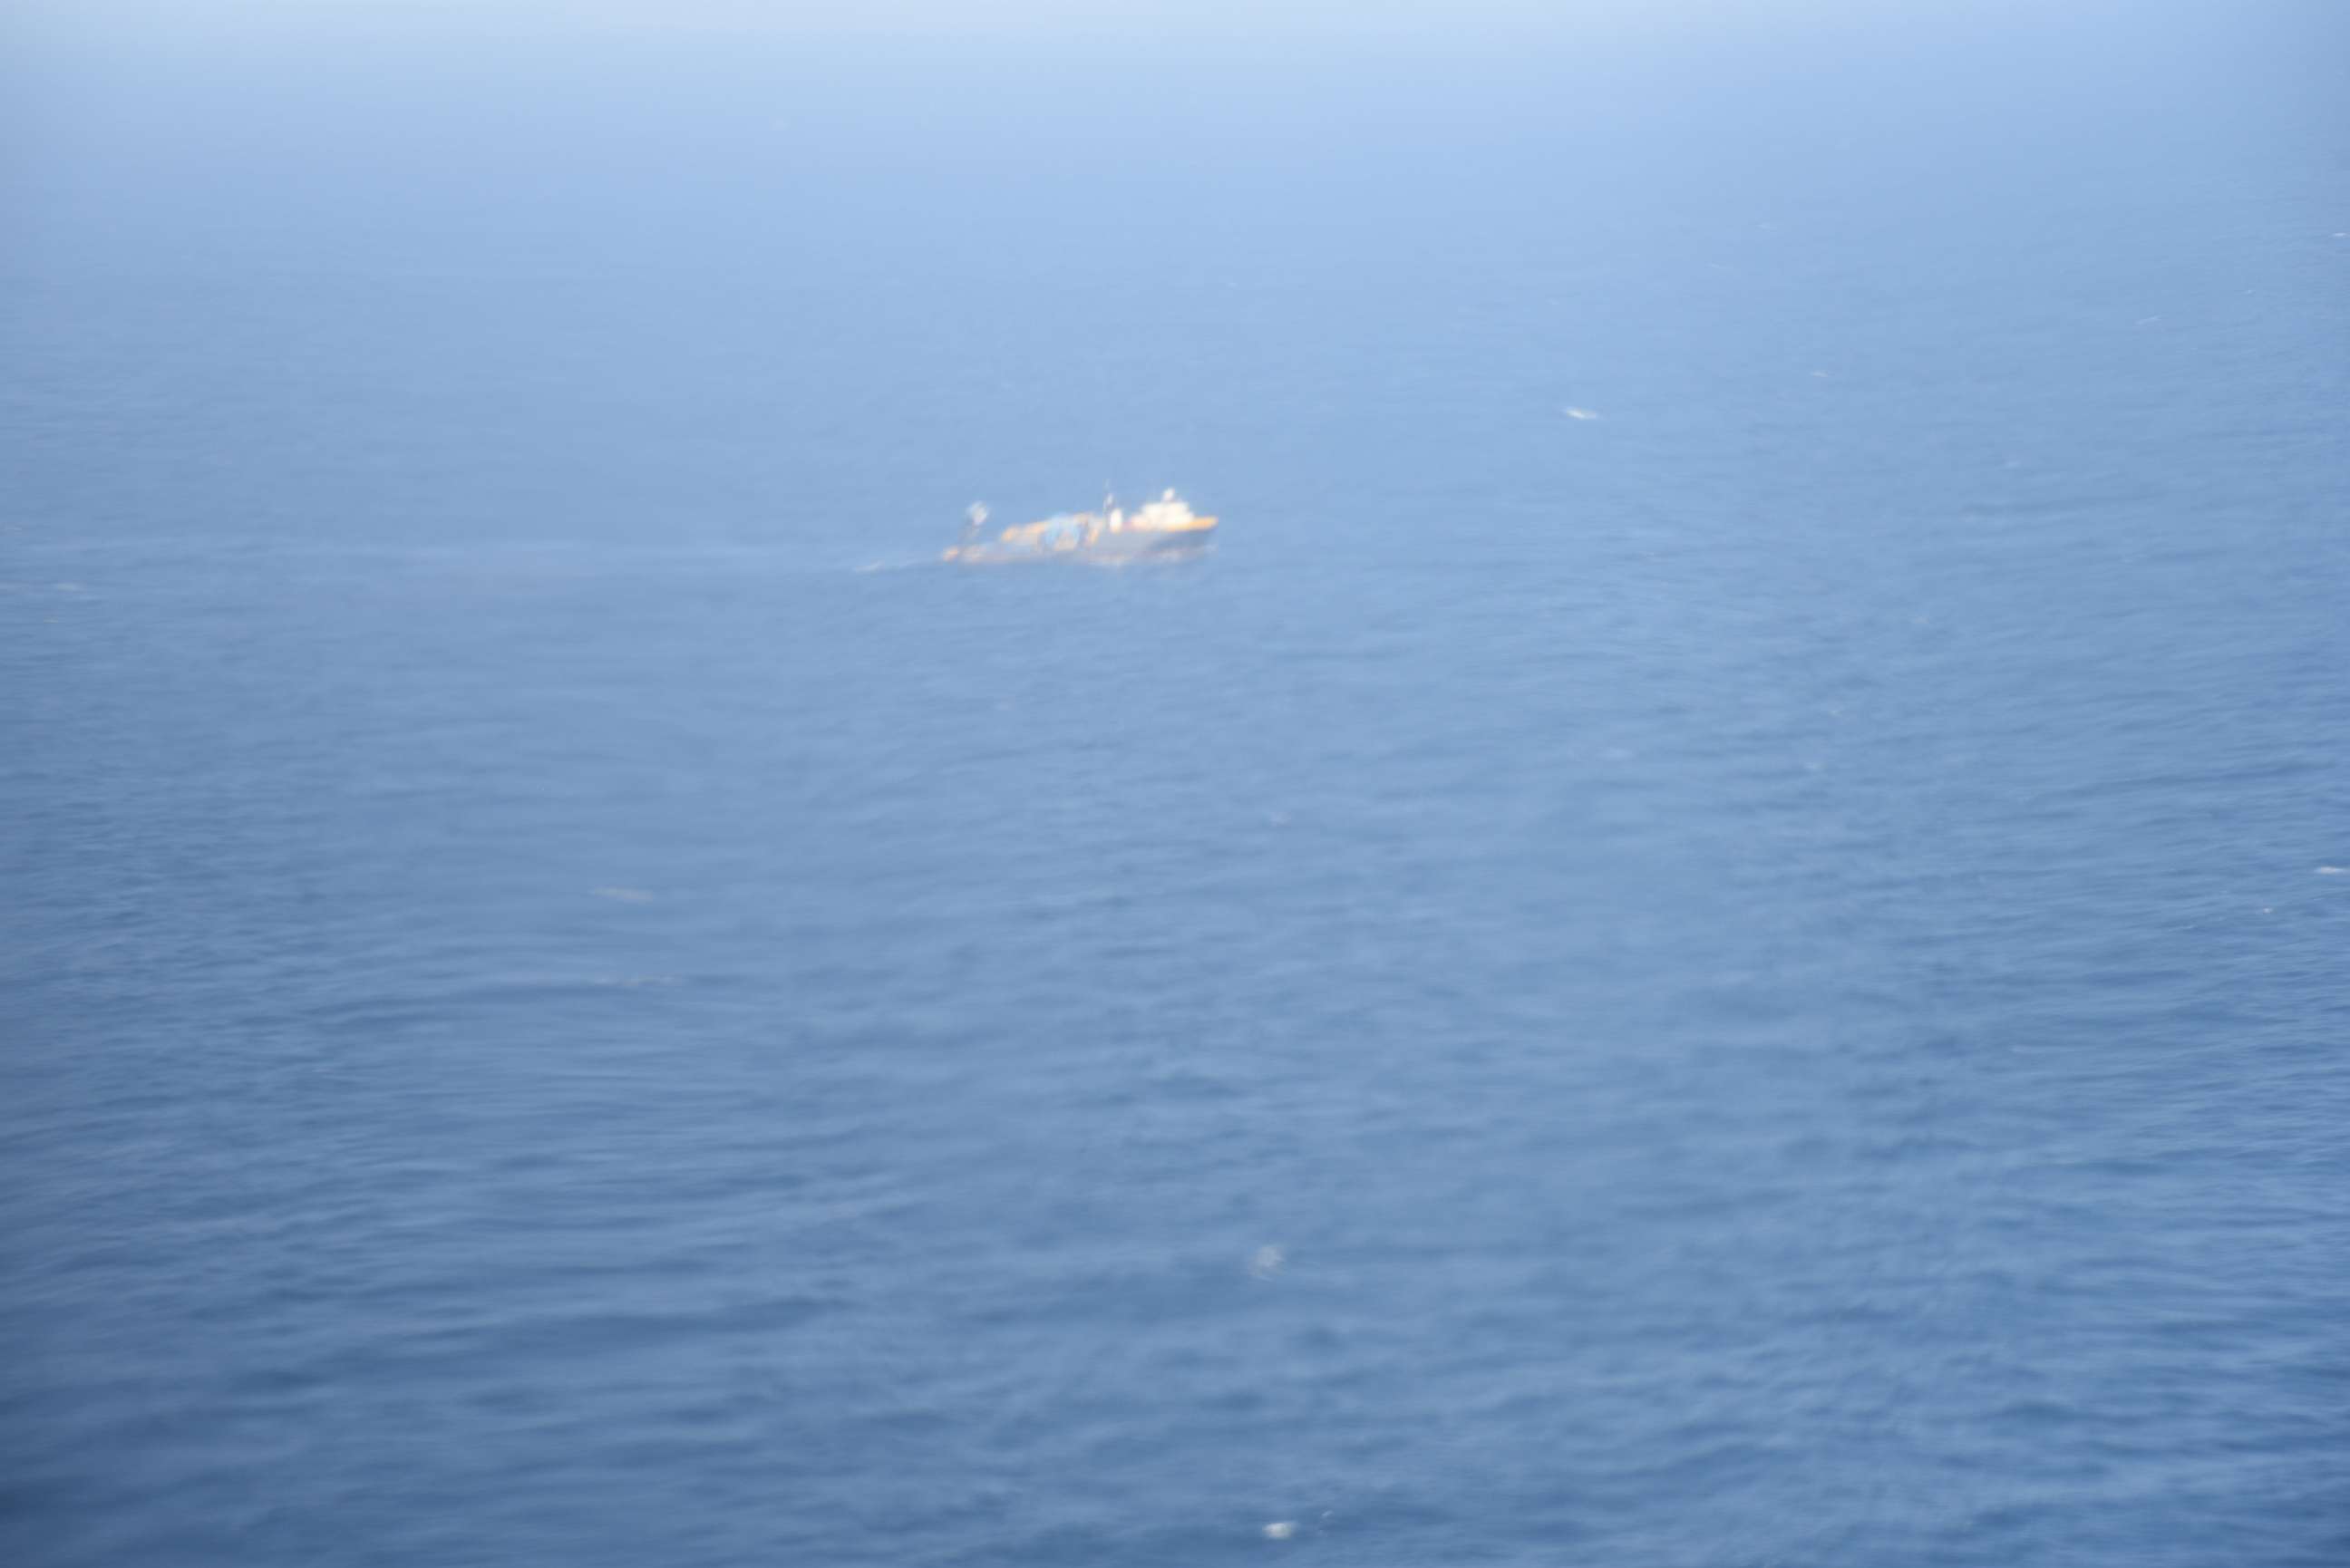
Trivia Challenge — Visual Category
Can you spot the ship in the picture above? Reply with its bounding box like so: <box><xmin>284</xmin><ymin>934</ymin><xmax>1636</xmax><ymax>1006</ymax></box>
<box><xmin>943</xmin><ymin>490</ymin><xmax>1218</xmax><ymax>564</ymax></box>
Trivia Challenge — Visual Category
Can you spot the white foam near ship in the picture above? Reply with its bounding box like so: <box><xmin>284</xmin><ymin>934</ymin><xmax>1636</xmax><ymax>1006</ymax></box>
<box><xmin>943</xmin><ymin>490</ymin><xmax>1218</xmax><ymax>564</ymax></box>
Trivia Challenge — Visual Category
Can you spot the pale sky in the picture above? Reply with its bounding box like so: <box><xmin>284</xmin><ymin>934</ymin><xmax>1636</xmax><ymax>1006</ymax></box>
<box><xmin>10</xmin><ymin>0</ymin><xmax>2040</xmax><ymax>41</ymax></box>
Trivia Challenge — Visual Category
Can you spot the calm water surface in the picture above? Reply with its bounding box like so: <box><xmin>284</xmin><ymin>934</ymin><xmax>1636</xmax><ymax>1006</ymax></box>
<box><xmin>4</xmin><ymin>9</ymin><xmax>2347</xmax><ymax>1564</ymax></box>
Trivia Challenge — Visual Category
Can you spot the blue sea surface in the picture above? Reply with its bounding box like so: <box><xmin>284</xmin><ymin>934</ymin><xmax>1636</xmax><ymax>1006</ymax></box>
<box><xmin>4</xmin><ymin>7</ymin><xmax>2347</xmax><ymax>1565</ymax></box>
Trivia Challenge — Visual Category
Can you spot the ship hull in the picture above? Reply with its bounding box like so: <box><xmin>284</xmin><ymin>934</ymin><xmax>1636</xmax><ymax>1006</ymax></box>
<box><xmin>947</xmin><ymin>523</ymin><xmax>1216</xmax><ymax>566</ymax></box>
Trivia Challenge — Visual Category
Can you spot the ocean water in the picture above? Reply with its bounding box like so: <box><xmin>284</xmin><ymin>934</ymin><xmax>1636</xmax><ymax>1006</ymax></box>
<box><xmin>4</xmin><ymin>8</ymin><xmax>2347</xmax><ymax>1565</ymax></box>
